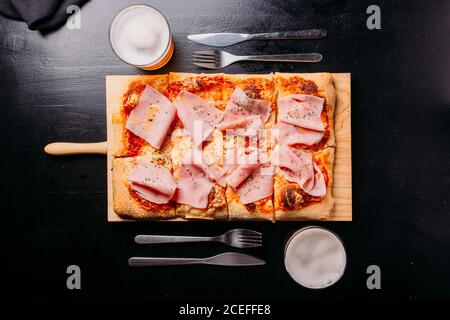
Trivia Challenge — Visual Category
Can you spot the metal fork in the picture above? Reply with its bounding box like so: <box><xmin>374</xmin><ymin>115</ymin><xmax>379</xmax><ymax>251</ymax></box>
<box><xmin>134</xmin><ymin>229</ymin><xmax>262</xmax><ymax>248</ymax></box>
<box><xmin>193</xmin><ymin>50</ymin><xmax>322</xmax><ymax>69</ymax></box>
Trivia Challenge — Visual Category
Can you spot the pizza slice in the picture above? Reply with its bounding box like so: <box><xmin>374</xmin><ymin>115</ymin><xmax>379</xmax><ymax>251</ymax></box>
<box><xmin>222</xmin><ymin>73</ymin><xmax>275</xmax><ymax>127</ymax></box>
<box><xmin>274</xmin><ymin>72</ymin><xmax>336</xmax><ymax>150</ymax></box>
<box><xmin>112</xmin><ymin>150</ymin><xmax>176</xmax><ymax>220</ymax></box>
<box><xmin>166</xmin><ymin>72</ymin><xmax>227</xmax><ymax>219</ymax></box>
<box><xmin>272</xmin><ymin>145</ymin><xmax>335</xmax><ymax>220</ymax></box>
<box><xmin>170</xmin><ymin>129</ymin><xmax>227</xmax><ymax>220</ymax></box>
<box><xmin>224</xmin><ymin>129</ymin><xmax>274</xmax><ymax>221</ymax></box>
<box><xmin>167</xmin><ymin>72</ymin><xmax>225</xmax><ymax>110</ymax></box>
<box><xmin>219</xmin><ymin>74</ymin><xmax>276</xmax><ymax>220</ymax></box>
<box><xmin>112</xmin><ymin>75</ymin><xmax>174</xmax><ymax>157</ymax></box>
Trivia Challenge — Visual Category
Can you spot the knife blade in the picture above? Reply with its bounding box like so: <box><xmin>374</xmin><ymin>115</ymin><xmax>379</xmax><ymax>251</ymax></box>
<box><xmin>205</xmin><ymin>253</ymin><xmax>266</xmax><ymax>266</ymax></box>
<box><xmin>188</xmin><ymin>29</ymin><xmax>327</xmax><ymax>47</ymax></box>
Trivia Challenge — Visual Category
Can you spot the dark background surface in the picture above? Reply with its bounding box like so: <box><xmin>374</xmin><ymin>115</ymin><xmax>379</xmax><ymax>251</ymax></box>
<box><xmin>0</xmin><ymin>0</ymin><xmax>449</xmax><ymax>302</ymax></box>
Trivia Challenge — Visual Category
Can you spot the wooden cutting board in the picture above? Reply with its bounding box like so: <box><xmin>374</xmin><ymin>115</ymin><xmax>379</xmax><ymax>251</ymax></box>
<box><xmin>46</xmin><ymin>73</ymin><xmax>352</xmax><ymax>222</ymax></box>
<box><xmin>328</xmin><ymin>73</ymin><xmax>352</xmax><ymax>221</ymax></box>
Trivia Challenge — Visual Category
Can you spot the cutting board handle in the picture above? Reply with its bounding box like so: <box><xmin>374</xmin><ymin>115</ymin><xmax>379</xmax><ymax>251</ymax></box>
<box><xmin>44</xmin><ymin>141</ymin><xmax>107</xmax><ymax>156</ymax></box>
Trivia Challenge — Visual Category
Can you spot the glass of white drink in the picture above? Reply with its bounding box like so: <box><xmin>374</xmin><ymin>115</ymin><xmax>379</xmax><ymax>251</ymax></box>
<box><xmin>284</xmin><ymin>226</ymin><xmax>347</xmax><ymax>289</ymax></box>
<box><xmin>109</xmin><ymin>5</ymin><xmax>174</xmax><ymax>70</ymax></box>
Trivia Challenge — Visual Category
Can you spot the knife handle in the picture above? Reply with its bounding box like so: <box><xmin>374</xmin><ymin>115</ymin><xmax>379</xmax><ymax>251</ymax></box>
<box><xmin>129</xmin><ymin>257</ymin><xmax>202</xmax><ymax>266</ymax></box>
<box><xmin>240</xmin><ymin>53</ymin><xmax>322</xmax><ymax>63</ymax></box>
<box><xmin>135</xmin><ymin>235</ymin><xmax>213</xmax><ymax>244</ymax></box>
<box><xmin>249</xmin><ymin>29</ymin><xmax>327</xmax><ymax>40</ymax></box>
<box><xmin>44</xmin><ymin>141</ymin><xmax>107</xmax><ymax>156</ymax></box>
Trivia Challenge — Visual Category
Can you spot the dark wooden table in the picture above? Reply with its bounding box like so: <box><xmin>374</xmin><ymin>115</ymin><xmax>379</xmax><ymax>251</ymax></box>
<box><xmin>1</xmin><ymin>0</ymin><xmax>449</xmax><ymax>303</ymax></box>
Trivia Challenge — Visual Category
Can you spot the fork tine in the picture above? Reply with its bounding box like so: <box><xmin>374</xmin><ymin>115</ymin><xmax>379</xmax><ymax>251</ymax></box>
<box><xmin>238</xmin><ymin>234</ymin><xmax>262</xmax><ymax>238</ymax></box>
<box><xmin>237</xmin><ymin>238</ymin><xmax>262</xmax><ymax>243</ymax></box>
<box><xmin>193</xmin><ymin>50</ymin><xmax>217</xmax><ymax>56</ymax></box>
<box><xmin>193</xmin><ymin>57</ymin><xmax>216</xmax><ymax>63</ymax></box>
<box><xmin>236</xmin><ymin>242</ymin><xmax>262</xmax><ymax>248</ymax></box>
<box><xmin>238</xmin><ymin>244</ymin><xmax>262</xmax><ymax>248</ymax></box>
<box><xmin>239</xmin><ymin>238</ymin><xmax>262</xmax><ymax>243</ymax></box>
<box><xmin>193</xmin><ymin>53</ymin><xmax>217</xmax><ymax>59</ymax></box>
<box><xmin>193</xmin><ymin>62</ymin><xmax>219</xmax><ymax>69</ymax></box>
<box><xmin>238</xmin><ymin>236</ymin><xmax>262</xmax><ymax>241</ymax></box>
<box><xmin>237</xmin><ymin>229</ymin><xmax>262</xmax><ymax>236</ymax></box>
<box><xmin>193</xmin><ymin>53</ymin><xmax>216</xmax><ymax>59</ymax></box>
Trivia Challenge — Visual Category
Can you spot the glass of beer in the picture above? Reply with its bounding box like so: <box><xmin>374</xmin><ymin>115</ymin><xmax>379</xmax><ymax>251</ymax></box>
<box><xmin>109</xmin><ymin>5</ymin><xmax>174</xmax><ymax>70</ymax></box>
<box><xmin>284</xmin><ymin>226</ymin><xmax>347</xmax><ymax>289</ymax></box>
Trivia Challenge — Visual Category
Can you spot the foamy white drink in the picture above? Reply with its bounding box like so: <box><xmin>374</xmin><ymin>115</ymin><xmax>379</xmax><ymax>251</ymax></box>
<box><xmin>284</xmin><ymin>227</ymin><xmax>347</xmax><ymax>289</ymax></box>
<box><xmin>110</xmin><ymin>5</ymin><xmax>172</xmax><ymax>69</ymax></box>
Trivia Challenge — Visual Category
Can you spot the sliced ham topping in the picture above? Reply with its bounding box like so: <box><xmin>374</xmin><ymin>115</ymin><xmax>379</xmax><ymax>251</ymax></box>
<box><xmin>226</xmin><ymin>164</ymin><xmax>255</xmax><ymax>189</ymax></box>
<box><xmin>271</xmin><ymin>145</ymin><xmax>309</xmax><ymax>174</ymax></box>
<box><xmin>128</xmin><ymin>162</ymin><xmax>177</xmax><ymax>204</ymax></box>
<box><xmin>185</xmin><ymin>147</ymin><xmax>227</xmax><ymax>187</ymax></box>
<box><xmin>219</xmin><ymin>87</ymin><xmax>272</xmax><ymax>127</ymax></box>
<box><xmin>275</xmin><ymin>121</ymin><xmax>324</xmax><ymax>146</ymax></box>
<box><xmin>303</xmin><ymin>162</ymin><xmax>327</xmax><ymax>197</ymax></box>
<box><xmin>226</xmin><ymin>148</ymin><xmax>273</xmax><ymax>204</ymax></box>
<box><xmin>278</xmin><ymin>94</ymin><xmax>325</xmax><ymax>131</ymax></box>
<box><xmin>173</xmin><ymin>164</ymin><xmax>214</xmax><ymax>209</ymax></box>
<box><xmin>204</xmin><ymin>164</ymin><xmax>227</xmax><ymax>187</ymax></box>
<box><xmin>173</xmin><ymin>91</ymin><xmax>224</xmax><ymax>147</ymax></box>
<box><xmin>234</xmin><ymin>165</ymin><xmax>274</xmax><ymax>204</ymax></box>
<box><xmin>218</xmin><ymin>115</ymin><xmax>264</xmax><ymax>136</ymax></box>
<box><xmin>271</xmin><ymin>145</ymin><xmax>326</xmax><ymax>197</ymax></box>
<box><xmin>226</xmin><ymin>149</ymin><xmax>259</xmax><ymax>189</ymax></box>
<box><xmin>173</xmin><ymin>149</ymin><xmax>225</xmax><ymax>208</ymax></box>
<box><xmin>224</xmin><ymin>143</ymin><xmax>258</xmax><ymax>174</ymax></box>
<box><xmin>125</xmin><ymin>85</ymin><xmax>176</xmax><ymax>149</ymax></box>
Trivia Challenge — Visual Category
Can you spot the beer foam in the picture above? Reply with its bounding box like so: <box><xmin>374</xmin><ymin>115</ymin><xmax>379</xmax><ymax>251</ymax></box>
<box><xmin>111</xmin><ymin>6</ymin><xmax>170</xmax><ymax>66</ymax></box>
<box><xmin>285</xmin><ymin>228</ymin><xmax>346</xmax><ymax>289</ymax></box>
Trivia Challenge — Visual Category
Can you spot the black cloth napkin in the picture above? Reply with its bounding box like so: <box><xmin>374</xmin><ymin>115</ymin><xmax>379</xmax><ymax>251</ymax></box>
<box><xmin>0</xmin><ymin>0</ymin><xmax>90</xmax><ymax>31</ymax></box>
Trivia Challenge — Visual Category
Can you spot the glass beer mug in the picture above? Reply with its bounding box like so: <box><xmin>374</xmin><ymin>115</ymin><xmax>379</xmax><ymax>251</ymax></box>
<box><xmin>109</xmin><ymin>5</ymin><xmax>174</xmax><ymax>70</ymax></box>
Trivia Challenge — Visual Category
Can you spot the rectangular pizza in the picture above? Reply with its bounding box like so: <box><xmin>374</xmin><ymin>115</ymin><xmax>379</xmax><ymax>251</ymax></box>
<box><xmin>109</xmin><ymin>72</ymin><xmax>341</xmax><ymax>221</ymax></box>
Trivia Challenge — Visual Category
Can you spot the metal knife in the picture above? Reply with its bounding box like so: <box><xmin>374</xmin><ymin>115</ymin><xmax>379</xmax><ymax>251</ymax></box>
<box><xmin>128</xmin><ymin>252</ymin><xmax>266</xmax><ymax>267</ymax></box>
<box><xmin>187</xmin><ymin>29</ymin><xmax>327</xmax><ymax>47</ymax></box>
